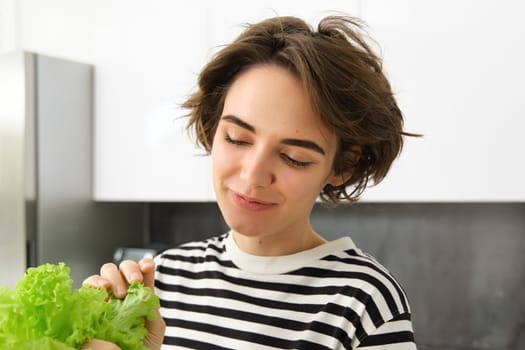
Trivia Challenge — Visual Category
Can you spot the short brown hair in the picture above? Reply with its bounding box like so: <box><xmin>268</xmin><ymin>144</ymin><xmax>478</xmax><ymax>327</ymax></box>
<box><xmin>183</xmin><ymin>15</ymin><xmax>414</xmax><ymax>205</ymax></box>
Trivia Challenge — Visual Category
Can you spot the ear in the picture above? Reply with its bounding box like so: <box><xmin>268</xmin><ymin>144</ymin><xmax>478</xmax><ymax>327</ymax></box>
<box><xmin>326</xmin><ymin>145</ymin><xmax>362</xmax><ymax>187</ymax></box>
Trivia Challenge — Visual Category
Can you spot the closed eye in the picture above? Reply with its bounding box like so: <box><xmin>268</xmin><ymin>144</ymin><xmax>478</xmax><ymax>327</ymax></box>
<box><xmin>225</xmin><ymin>135</ymin><xmax>250</xmax><ymax>146</ymax></box>
<box><xmin>281</xmin><ymin>153</ymin><xmax>312</xmax><ymax>168</ymax></box>
<box><xmin>225</xmin><ymin>134</ymin><xmax>312</xmax><ymax>168</ymax></box>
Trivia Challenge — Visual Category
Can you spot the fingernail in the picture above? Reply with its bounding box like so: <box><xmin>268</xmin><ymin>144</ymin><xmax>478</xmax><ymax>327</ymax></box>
<box><xmin>116</xmin><ymin>285</ymin><xmax>127</xmax><ymax>296</ymax></box>
<box><xmin>130</xmin><ymin>272</ymin><xmax>142</xmax><ymax>282</ymax></box>
<box><xmin>140</xmin><ymin>260</ymin><xmax>154</xmax><ymax>269</ymax></box>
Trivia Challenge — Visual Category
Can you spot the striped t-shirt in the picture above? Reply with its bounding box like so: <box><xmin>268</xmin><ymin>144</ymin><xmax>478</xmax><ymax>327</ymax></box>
<box><xmin>154</xmin><ymin>232</ymin><xmax>416</xmax><ymax>349</ymax></box>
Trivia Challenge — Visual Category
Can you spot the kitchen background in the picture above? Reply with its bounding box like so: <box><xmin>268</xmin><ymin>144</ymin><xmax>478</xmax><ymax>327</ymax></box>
<box><xmin>1</xmin><ymin>1</ymin><xmax>524</xmax><ymax>349</ymax></box>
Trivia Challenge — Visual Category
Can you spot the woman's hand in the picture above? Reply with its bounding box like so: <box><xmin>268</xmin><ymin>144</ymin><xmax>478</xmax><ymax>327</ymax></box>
<box><xmin>82</xmin><ymin>258</ymin><xmax>166</xmax><ymax>350</ymax></box>
<box><xmin>81</xmin><ymin>338</ymin><xmax>122</xmax><ymax>350</ymax></box>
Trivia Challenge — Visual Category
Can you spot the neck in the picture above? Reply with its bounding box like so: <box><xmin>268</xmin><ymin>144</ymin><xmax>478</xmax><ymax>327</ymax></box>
<box><xmin>232</xmin><ymin>228</ymin><xmax>326</xmax><ymax>256</ymax></box>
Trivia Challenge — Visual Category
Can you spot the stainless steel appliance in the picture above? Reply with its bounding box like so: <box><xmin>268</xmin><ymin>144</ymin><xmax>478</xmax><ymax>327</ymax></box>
<box><xmin>0</xmin><ymin>52</ymin><xmax>144</xmax><ymax>288</ymax></box>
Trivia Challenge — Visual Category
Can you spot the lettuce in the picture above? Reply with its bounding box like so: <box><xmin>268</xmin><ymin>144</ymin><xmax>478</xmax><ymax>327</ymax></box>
<box><xmin>0</xmin><ymin>263</ymin><xmax>159</xmax><ymax>350</ymax></box>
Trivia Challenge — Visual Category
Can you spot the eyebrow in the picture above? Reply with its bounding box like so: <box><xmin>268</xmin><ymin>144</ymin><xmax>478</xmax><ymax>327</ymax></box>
<box><xmin>221</xmin><ymin>114</ymin><xmax>326</xmax><ymax>155</ymax></box>
<box><xmin>222</xmin><ymin>114</ymin><xmax>255</xmax><ymax>132</ymax></box>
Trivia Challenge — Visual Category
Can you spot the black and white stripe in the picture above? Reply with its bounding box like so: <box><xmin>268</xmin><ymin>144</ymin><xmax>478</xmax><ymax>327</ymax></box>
<box><xmin>155</xmin><ymin>233</ymin><xmax>416</xmax><ymax>349</ymax></box>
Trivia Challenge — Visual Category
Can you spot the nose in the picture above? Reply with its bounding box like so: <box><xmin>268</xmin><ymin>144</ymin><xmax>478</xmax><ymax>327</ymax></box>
<box><xmin>239</xmin><ymin>147</ymin><xmax>275</xmax><ymax>188</ymax></box>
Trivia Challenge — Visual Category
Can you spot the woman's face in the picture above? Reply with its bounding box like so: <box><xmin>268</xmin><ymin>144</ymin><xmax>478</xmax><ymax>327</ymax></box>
<box><xmin>211</xmin><ymin>64</ymin><xmax>342</xmax><ymax>248</ymax></box>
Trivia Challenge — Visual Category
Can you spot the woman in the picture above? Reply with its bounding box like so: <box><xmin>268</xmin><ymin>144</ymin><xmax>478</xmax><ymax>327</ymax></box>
<box><xmin>84</xmin><ymin>15</ymin><xmax>416</xmax><ymax>349</ymax></box>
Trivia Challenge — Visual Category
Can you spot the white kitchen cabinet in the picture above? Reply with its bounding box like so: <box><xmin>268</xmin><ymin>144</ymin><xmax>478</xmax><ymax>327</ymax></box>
<box><xmin>359</xmin><ymin>0</ymin><xmax>525</xmax><ymax>201</ymax></box>
<box><xmin>14</xmin><ymin>0</ymin><xmax>524</xmax><ymax>202</ymax></box>
<box><xmin>92</xmin><ymin>0</ymin><xmax>213</xmax><ymax>201</ymax></box>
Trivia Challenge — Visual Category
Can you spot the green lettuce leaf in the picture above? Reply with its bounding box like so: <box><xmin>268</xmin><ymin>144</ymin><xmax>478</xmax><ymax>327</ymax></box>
<box><xmin>0</xmin><ymin>263</ymin><xmax>159</xmax><ymax>350</ymax></box>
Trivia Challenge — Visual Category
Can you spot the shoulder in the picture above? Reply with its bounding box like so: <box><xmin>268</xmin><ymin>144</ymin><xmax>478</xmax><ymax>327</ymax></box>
<box><xmin>340</xmin><ymin>248</ymin><xmax>414</xmax><ymax>347</ymax></box>
<box><xmin>324</xmin><ymin>245</ymin><xmax>411</xmax><ymax>316</ymax></box>
<box><xmin>357</xmin><ymin>311</ymin><xmax>416</xmax><ymax>349</ymax></box>
<box><xmin>292</xmin><ymin>239</ymin><xmax>416</xmax><ymax>347</ymax></box>
<box><xmin>309</xmin><ymin>244</ymin><xmax>414</xmax><ymax>343</ymax></box>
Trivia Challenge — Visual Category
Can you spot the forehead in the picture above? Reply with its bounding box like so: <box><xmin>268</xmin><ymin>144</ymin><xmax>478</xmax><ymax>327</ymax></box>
<box><xmin>222</xmin><ymin>64</ymin><xmax>336</xmax><ymax>145</ymax></box>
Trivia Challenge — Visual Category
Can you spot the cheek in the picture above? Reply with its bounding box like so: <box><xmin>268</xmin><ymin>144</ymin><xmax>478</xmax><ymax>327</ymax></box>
<box><xmin>211</xmin><ymin>148</ymin><xmax>223</xmax><ymax>177</ymax></box>
<box><xmin>211</xmin><ymin>143</ymin><xmax>236</xmax><ymax>178</ymax></box>
<box><xmin>279</xmin><ymin>171</ymin><xmax>325</xmax><ymax>201</ymax></box>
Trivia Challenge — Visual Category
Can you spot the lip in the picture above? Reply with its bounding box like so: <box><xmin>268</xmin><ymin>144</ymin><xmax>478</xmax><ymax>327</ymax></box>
<box><xmin>230</xmin><ymin>190</ymin><xmax>277</xmax><ymax>212</ymax></box>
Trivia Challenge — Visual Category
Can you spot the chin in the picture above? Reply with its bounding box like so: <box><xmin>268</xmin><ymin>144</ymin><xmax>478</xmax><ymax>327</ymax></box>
<box><xmin>226</xmin><ymin>219</ymin><xmax>267</xmax><ymax>237</ymax></box>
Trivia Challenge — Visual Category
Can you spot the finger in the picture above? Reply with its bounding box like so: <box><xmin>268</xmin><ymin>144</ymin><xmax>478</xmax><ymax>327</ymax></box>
<box><xmin>138</xmin><ymin>258</ymin><xmax>156</xmax><ymax>290</ymax></box>
<box><xmin>82</xmin><ymin>338</ymin><xmax>122</xmax><ymax>350</ymax></box>
<box><xmin>100</xmin><ymin>262</ymin><xmax>128</xmax><ymax>298</ymax></box>
<box><xmin>119</xmin><ymin>259</ymin><xmax>143</xmax><ymax>284</ymax></box>
<box><xmin>144</xmin><ymin>309</ymin><xmax>166</xmax><ymax>349</ymax></box>
<box><xmin>82</xmin><ymin>275</ymin><xmax>111</xmax><ymax>289</ymax></box>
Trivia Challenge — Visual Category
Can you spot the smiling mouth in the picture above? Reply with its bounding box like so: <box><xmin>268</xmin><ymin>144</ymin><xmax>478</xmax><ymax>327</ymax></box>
<box><xmin>231</xmin><ymin>191</ymin><xmax>277</xmax><ymax>211</ymax></box>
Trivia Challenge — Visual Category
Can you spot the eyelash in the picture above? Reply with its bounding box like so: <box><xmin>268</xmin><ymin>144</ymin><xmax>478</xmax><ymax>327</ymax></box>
<box><xmin>224</xmin><ymin>135</ymin><xmax>249</xmax><ymax>146</ymax></box>
<box><xmin>224</xmin><ymin>135</ymin><xmax>312</xmax><ymax>168</ymax></box>
<box><xmin>281</xmin><ymin>154</ymin><xmax>312</xmax><ymax>168</ymax></box>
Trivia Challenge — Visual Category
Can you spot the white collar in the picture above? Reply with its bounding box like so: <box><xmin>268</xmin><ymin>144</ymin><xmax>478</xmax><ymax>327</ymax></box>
<box><xmin>224</xmin><ymin>231</ymin><xmax>356</xmax><ymax>274</ymax></box>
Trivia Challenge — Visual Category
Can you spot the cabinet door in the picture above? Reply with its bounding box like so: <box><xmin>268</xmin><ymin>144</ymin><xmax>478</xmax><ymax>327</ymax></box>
<box><xmin>94</xmin><ymin>0</ymin><xmax>360</xmax><ymax>201</ymax></box>
<box><xmin>359</xmin><ymin>0</ymin><xmax>525</xmax><ymax>201</ymax></box>
<box><xmin>93</xmin><ymin>1</ymin><xmax>213</xmax><ymax>201</ymax></box>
